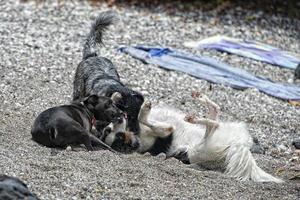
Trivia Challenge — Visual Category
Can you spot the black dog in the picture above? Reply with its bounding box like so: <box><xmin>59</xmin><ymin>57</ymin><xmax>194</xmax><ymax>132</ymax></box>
<box><xmin>0</xmin><ymin>175</ymin><xmax>39</xmax><ymax>200</ymax></box>
<box><xmin>73</xmin><ymin>11</ymin><xmax>144</xmax><ymax>134</ymax></box>
<box><xmin>31</xmin><ymin>95</ymin><xmax>122</xmax><ymax>151</ymax></box>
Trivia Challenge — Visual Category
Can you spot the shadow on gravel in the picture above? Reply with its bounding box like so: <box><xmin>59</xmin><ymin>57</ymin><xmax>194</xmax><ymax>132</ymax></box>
<box><xmin>104</xmin><ymin>0</ymin><xmax>300</xmax><ymax>19</ymax></box>
<box><xmin>20</xmin><ymin>0</ymin><xmax>300</xmax><ymax>34</ymax></box>
<box><xmin>94</xmin><ymin>0</ymin><xmax>300</xmax><ymax>35</ymax></box>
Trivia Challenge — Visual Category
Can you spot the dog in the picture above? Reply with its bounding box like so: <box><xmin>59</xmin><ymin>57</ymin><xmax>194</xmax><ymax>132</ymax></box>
<box><xmin>72</xmin><ymin>11</ymin><xmax>144</xmax><ymax>134</ymax></box>
<box><xmin>0</xmin><ymin>175</ymin><xmax>39</xmax><ymax>200</ymax></box>
<box><xmin>31</xmin><ymin>94</ymin><xmax>123</xmax><ymax>151</ymax></box>
<box><xmin>103</xmin><ymin>95</ymin><xmax>283</xmax><ymax>183</ymax></box>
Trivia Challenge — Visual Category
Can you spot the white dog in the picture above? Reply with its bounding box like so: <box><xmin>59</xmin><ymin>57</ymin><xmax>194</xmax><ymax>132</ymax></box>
<box><xmin>102</xmin><ymin>95</ymin><xmax>283</xmax><ymax>183</ymax></box>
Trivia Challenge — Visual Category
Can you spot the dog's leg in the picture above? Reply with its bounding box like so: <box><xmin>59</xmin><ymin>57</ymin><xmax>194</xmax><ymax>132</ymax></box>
<box><xmin>139</xmin><ymin>101</ymin><xmax>175</xmax><ymax>138</ymax></box>
<box><xmin>82</xmin><ymin>134</ymin><xmax>94</xmax><ymax>151</ymax></box>
<box><xmin>199</xmin><ymin>95</ymin><xmax>220</xmax><ymax>139</ymax></box>
<box><xmin>88</xmin><ymin>133</ymin><xmax>117</xmax><ymax>153</ymax></box>
<box><xmin>138</xmin><ymin>101</ymin><xmax>152</xmax><ymax>124</ymax></box>
<box><xmin>185</xmin><ymin>95</ymin><xmax>220</xmax><ymax>139</ymax></box>
<box><xmin>185</xmin><ymin>114</ymin><xmax>219</xmax><ymax>140</ymax></box>
<box><xmin>185</xmin><ymin>115</ymin><xmax>219</xmax><ymax>127</ymax></box>
<box><xmin>142</xmin><ymin>124</ymin><xmax>174</xmax><ymax>138</ymax></box>
<box><xmin>166</xmin><ymin>147</ymin><xmax>191</xmax><ymax>164</ymax></box>
<box><xmin>80</xmin><ymin>126</ymin><xmax>116</xmax><ymax>152</ymax></box>
<box><xmin>199</xmin><ymin>95</ymin><xmax>220</xmax><ymax>121</ymax></box>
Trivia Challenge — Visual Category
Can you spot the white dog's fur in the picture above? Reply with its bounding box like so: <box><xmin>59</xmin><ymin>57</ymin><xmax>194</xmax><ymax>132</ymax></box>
<box><xmin>107</xmin><ymin>95</ymin><xmax>283</xmax><ymax>183</ymax></box>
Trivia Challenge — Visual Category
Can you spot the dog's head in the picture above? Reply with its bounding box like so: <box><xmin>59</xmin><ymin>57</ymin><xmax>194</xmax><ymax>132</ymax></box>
<box><xmin>83</xmin><ymin>94</ymin><xmax>124</xmax><ymax>126</ymax></box>
<box><xmin>100</xmin><ymin>119</ymin><xmax>140</xmax><ymax>153</ymax></box>
<box><xmin>114</xmin><ymin>91</ymin><xmax>144</xmax><ymax>133</ymax></box>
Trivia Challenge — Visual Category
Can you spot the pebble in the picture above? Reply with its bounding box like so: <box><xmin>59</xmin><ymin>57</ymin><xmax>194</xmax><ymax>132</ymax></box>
<box><xmin>289</xmin><ymin>156</ymin><xmax>299</xmax><ymax>163</ymax></box>
<box><xmin>66</xmin><ymin>146</ymin><xmax>72</xmax><ymax>151</ymax></box>
<box><xmin>277</xmin><ymin>144</ymin><xmax>288</xmax><ymax>152</ymax></box>
<box><xmin>41</xmin><ymin>67</ymin><xmax>47</xmax><ymax>73</ymax></box>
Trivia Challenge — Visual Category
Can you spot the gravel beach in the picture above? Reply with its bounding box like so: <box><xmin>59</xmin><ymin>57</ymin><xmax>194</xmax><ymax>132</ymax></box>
<box><xmin>0</xmin><ymin>0</ymin><xmax>299</xmax><ymax>199</ymax></box>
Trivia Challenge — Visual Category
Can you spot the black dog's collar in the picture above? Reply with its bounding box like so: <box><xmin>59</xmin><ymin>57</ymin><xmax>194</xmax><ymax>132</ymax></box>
<box><xmin>91</xmin><ymin>117</ymin><xmax>96</xmax><ymax>127</ymax></box>
<box><xmin>73</xmin><ymin>102</ymin><xmax>95</xmax><ymax>127</ymax></box>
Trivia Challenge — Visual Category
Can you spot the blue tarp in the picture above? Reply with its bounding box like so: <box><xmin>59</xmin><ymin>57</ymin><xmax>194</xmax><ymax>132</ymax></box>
<box><xmin>184</xmin><ymin>36</ymin><xmax>300</xmax><ymax>70</ymax></box>
<box><xmin>119</xmin><ymin>46</ymin><xmax>300</xmax><ymax>101</ymax></box>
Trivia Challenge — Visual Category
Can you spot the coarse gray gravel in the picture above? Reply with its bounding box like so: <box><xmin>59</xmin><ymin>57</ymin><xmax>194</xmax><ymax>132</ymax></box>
<box><xmin>0</xmin><ymin>0</ymin><xmax>299</xmax><ymax>199</ymax></box>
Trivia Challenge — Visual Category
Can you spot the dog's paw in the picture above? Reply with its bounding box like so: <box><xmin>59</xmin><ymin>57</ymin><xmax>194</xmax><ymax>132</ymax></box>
<box><xmin>198</xmin><ymin>95</ymin><xmax>220</xmax><ymax>112</ymax></box>
<box><xmin>167</xmin><ymin>147</ymin><xmax>190</xmax><ymax>164</ymax></box>
<box><xmin>86</xmin><ymin>146</ymin><xmax>95</xmax><ymax>151</ymax></box>
<box><xmin>184</xmin><ymin>113</ymin><xmax>197</xmax><ymax>123</ymax></box>
<box><xmin>141</xmin><ymin>101</ymin><xmax>152</xmax><ymax>112</ymax></box>
<box><xmin>139</xmin><ymin>101</ymin><xmax>152</xmax><ymax>122</ymax></box>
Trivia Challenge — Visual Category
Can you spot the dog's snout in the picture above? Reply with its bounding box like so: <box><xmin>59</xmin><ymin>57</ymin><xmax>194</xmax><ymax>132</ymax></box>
<box><xmin>103</xmin><ymin>126</ymin><xmax>112</xmax><ymax>134</ymax></box>
<box><xmin>131</xmin><ymin>140</ymin><xmax>140</xmax><ymax>149</ymax></box>
<box><xmin>123</xmin><ymin>112</ymin><xmax>127</xmax><ymax>119</ymax></box>
<box><xmin>111</xmin><ymin>113</ymin><xmax>116</xmax><ymax>119</ymax></box>
<box><xmin>117</xmin><ymin>117</ymin><xmax>123</xmax><ymax>124</ymax></box>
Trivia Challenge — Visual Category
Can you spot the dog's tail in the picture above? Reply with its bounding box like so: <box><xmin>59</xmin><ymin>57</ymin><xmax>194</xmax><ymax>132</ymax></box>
<box><xmin>225</xmin><ymin>145</ymin><xmax>283</xmax><ymax>183</ymax></box>
<box><xmin>82</xmin><ymin>11</ymin><xmax>115</xmax><ymax>60</ymax></box>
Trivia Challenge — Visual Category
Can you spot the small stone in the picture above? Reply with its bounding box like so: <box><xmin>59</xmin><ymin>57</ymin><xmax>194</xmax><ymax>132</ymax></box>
<box><xmin>277</xmin><ymin>144</ymin><xmax>287</xmax><ymax>152</ymax></box>
<box><xmin>66</xmin><ymin>146</ymin><xmax>72</xmax><ymax>151</ymax></box>
<box><xmin>289</xmin><ymin>156</ymin><xmax>299</xmax><ymax>163</ymax></box>
<box><xmin>41</xmin><ymin>67</ymin><xmax>47</xmax><ymax>73</ymax></box>
<box><xmin>287</xmin><ymin>78</ymin><xmax>293</xmax><ymax>83</ymax></box>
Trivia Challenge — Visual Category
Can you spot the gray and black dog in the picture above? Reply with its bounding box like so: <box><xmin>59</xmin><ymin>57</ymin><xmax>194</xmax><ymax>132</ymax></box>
<box><xmin>73</xmin><ymin>11</ymin><xmax>144</xmax><ymax>134</ymax></box>
<box><xmin>31</xmin><ymin>95</ymin><xmax>122</xmax><ymax>151</ymax></box>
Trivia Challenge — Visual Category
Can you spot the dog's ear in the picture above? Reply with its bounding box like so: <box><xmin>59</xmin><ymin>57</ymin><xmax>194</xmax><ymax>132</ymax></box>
<box><xmin>132</xmin><ymin>93</ymin><xmax>144</xmax><ymax>104</ymax></box>
<box><xmin>111</xmin><ymin>92</ymin><xmax>122</xmax><ymax>103</ymax></box>
<box><xmin>83</xmin><ymin>95</ymin><xmax>99</xmax><ymax>110</ymax></box>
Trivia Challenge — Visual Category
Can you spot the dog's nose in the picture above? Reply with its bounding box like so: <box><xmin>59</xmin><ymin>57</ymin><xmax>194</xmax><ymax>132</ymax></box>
<box><xmin>117</xmin><ymin>117</ymin><xmax>123</xmax><ymax>124</ymax></box>
<box><xmin>131</xmin><ymin>141</ymin><xmax>140</xmax><ymax>149</ymax></box>
<box><xmin>103</xmin><ymin>127</ymin><xmax>112</xmax><ymax>136</ymax></box>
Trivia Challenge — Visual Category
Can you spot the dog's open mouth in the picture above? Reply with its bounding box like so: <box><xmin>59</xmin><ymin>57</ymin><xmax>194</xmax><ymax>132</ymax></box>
<box><xmin>123</xmin><ymin>112</ymin><xmax>128</xmax><ymax>119</ymax></box>
<box><xmin>112</xmin><ymin>117</ymin><xmax>124</xmax><ymax>124</ymax></box>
